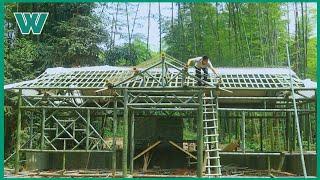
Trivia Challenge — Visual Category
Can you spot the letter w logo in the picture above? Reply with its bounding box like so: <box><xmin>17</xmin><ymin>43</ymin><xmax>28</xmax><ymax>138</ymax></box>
<box><xmin>14</xmin><ymin>12</ymin><xmax>49</xmax><ymax>35</ymax></box>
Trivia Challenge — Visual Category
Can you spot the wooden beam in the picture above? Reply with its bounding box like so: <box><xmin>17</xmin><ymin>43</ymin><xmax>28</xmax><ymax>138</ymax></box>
<box><xmin>168</xmin><ymin>141</ymin><xmax>197</xmax><ymax>160</ymax></box>
<box><xmin>133</xmin><ymin>141</ymin><xmax>161</xmax><ymax>161</ymax></box>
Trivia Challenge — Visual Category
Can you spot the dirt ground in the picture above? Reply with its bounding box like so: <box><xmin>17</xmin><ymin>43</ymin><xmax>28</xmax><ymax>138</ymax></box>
<box><xmin>4</xmin><ymin>166</ymin><xmax>297</xmax><ymax>178</ymax></box>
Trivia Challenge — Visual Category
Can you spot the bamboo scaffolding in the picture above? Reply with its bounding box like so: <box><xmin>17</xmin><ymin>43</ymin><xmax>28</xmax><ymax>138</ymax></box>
<box><xmin>6</xmin><ymin>53</ymin><xmax>316</xmax><ymax>178</ymax></box>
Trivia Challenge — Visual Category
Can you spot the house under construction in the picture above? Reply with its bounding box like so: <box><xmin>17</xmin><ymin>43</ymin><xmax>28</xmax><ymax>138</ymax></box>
<box><xmin>4</xmin><ymin>54</ymin><xmax>317</xmax><ymax>177</ymax></box>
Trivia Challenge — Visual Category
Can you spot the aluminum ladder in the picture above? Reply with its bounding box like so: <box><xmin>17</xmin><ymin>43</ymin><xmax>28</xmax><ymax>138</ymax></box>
<box><xmin>203</xmin><ymin>90</ymin><xmax>221</xmax><ymax>177</ymax></box>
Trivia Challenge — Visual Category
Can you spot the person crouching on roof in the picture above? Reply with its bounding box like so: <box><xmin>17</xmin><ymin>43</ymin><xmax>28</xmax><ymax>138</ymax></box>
<box><xmin>185</xmin><ymin>56</ymin><xmax>219</xmax><ymax>86</ymax></box>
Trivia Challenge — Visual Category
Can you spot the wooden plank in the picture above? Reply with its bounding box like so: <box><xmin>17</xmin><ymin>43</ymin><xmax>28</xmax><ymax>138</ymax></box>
<box><xmin>133</xmin><ymin>141</ymin><xmax>161</xmax><ymax>161</ymax></box>
<box><xmin>168</xmin><ymin>141</ymin><xmax>197</xmax><ymax>160</ymax></box>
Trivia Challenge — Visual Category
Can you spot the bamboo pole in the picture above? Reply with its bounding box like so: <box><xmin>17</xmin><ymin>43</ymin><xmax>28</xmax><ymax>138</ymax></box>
<box><xmin>19</xmin><ymin>149</ymin><xmax>113</xmax><ymax>153</ymax></box>
<box><xmin>62</xmin><ymin>140</ymin><xmax>66</xmax><ymax>171</ymax></box>
<box><xmin>129</xmin><ymin>112</ymin><xmax>135</xmax><ymax>174</ymax></box>
<box><xmin>285</xmin><ymin>102</ymin><xmax>290</xmax><ymax>151</ymax></box>
<box><xmin>306</xmin><ymin>103</ymin><xmax>311</xmax><ymax>151</ymax></box>
<box><xmin>241</xmin><ymin>111</ymin><xmax>246</xmax><ymax>153</ymax></box>
<box><xmin>41</xmin><ymin>109</ymin><xmax>45</xmax><ymax>149</ymax></box>
<box><xmin>292</xmin><ymin>113</ymin><xmax>296</xmax><ymax>151</ymax></box>
<box><xmin>259</xmin><ymin>117</ymin><xmax>263</xmax><ymax>151</ymax></box>
<box><xmin>218</xmin><ymin>108</ymin><xmax>313</xmax><ymax>112</ymax></box>
<box><xmin>86</xmin><ymin>109</ymin><xmax>90</xmax><ymax>150</ymax></box>
<box><xmin>29</xmin><ymin>115</ymin><xmax>33</xmax><ymax>148</ymax></box>
<box><xmin>14</xmin><ymin>89</ymin><xmax>22</xmax><ymax>174</ymax></box>
<box><xmin>235</xmin><ymin>118</ymin><xmax>239</xmax><ymax>139</ymax></box>
<box><xmin>112</xmin><ymin>99</ymin><xmax>118</xmax><ymax>176</ymax></box>
<box><xmin>161</xmin><ymin>53</ymin><xmax>165</xmax><ymax>87</ymax></box>
<box><xmin>196</xmin><ymin>90</ymin><xmax>203</xmax><ymax>177</ymax></box>
<box><xmin>267</xmin><ymin>156</ymin><xmax>271</xmax><ymax>176</ymax></box>
<box><xmin>122</xmin><ymin>89</ymin><xmax>129</xmax><ymax>177</ymax></box>
<box><xmin>277</xmin><ymin>152</ymin><xmax>285</xmax><ymax>171</ymax></box>
<box><xmin>286</xmin><ymin>44</ymin><xmax>307</xmax><ymax>177</ymax></box>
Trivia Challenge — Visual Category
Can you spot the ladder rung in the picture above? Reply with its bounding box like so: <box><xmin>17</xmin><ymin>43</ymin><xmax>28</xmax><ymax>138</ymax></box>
<box><xmin>203</xmin><ymin>119</ymin><xmax>217</xmax><ymax>122</ymax></box>
<box><xmin>203</xmin><ymin>97</ymin><xmax>213</xmax><ymax>100</ymax></box>
<box><xmin>204</xmin><ymin>134</ymin><xmax>219</xmax><ymax>137</ymax></box>
<box><xmin>205</xmin><ymin>149</ymin><xmax>221</xmax><ymax>152</ymax></box>
<box><xmin>205</xmin><ymin>165</ymin><xmax>221</xmax><ymax>168</ymax></box>
<box><xmin>44</xmin><ymin>128</ymin><xmax>56</xmax><ymax>130</ymax></box>
<box><xmin>207</xmin><ymin>157</ymin><xmax>220</xmax><ymax>159</ymax></box>
<box><xmin>204</xmin><ymin>141</ymin><xmax>218</xmax><ymax>144</ymax></box>
<box><xmin>204</xmin><ymin>127</ymin><xmax>217</xmax><ymax>129</ymax></box>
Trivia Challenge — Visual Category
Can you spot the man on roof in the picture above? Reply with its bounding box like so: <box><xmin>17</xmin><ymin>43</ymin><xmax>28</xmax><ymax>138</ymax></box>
<box><xmin>185</xmin><ymin>56</ymin><xmax>219</xmax><ymax>86</ymax></box>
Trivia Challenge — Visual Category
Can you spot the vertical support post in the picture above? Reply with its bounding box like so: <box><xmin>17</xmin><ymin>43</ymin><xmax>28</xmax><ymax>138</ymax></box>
<box><xmin>306</xmin><ymin>103</ymin><xmax>311</xmax><ymax>151</ymax></box>
<box><xmin>62</xmin><ymin>140</ymin><xmax>66</xmax><ymax>171</ymax></box>
<box><xmin>292</xmin><ymin>113</ymin><xmax>296</xmax><ymax>151</ymax></box>
<box><xmin>158</xmin><ymin>2</ymin><xmax>162</xmax><ymax>53</ymax></box>
<box><xmin>277</xmin><ymin>152</ymin><xmax>285</xmax><ymax>171</ymax></box>
<box><xmin>241</xmin><ymin>111</ymin><xmax>246</xmax><ymax>153</ymax></box>
<box><xmin>86</xmin><ymin>109</ymin><xmax>90</xmax><ymax>150</ymax></box>
<box><xmin>267</xmin><ymin>156</ymin><xmax>271</xmax><ymax>176</ymax></box>
<box><xmin>41</xmin><ymin>109</ymin><xmax>45</xmax><ymax>149</ymax></box>
<box><xmin>282</xmin><ymin>111</ymin><xmax>286</xmax><ymax>150</ymax></box>
<box><xmin>129</xmin><ymin>112</ymin><xmax>135</xmax><ymax>174</ymax></box>
<box><xmin>29</xmin><ymin>115</ymin><xmax>33</xmax><ymax>149</ymax></box>
<box><xmin>85</xmin><ymin>109</ymin><xmax>90</xmax><ymax>171</ymax></box>
<box><xmin>62</xmin><ymin>153</ymin><xmax>66</xmax><ymax>171</ymax></box>
<box><xmin>302</xmin><ymin>104</ymin><xmax>306</xmax><ymax>142</ymax></box>
<box><xmin>259</xmin><ymin>117</ymin><xmax>263</xmax><ymax>151</ymax></box>
<box><xmin>161</xmin><ymin>53</ymin><xmax>165</xmax><ymax>87</ymax></box>
<box><xmin>122</xmin><ymin>89</ymin><xmax>129</xmax><ymax>177</ymax></box>
<box><xmin>196</xmin><ymin>90</ymin><xmax>203</xmax><ymax>177</ymax></box>
<box><xmin>14</xmin><ymin>89</ymin><xmax>22</xmax><ymax>174</ymax></box>
<box><xmin>142</xmin><ymin>75</ymin><xmax>146</xmax><ymax>87</ymax></box>
<box><xmin>182</xmin><ymin>69</ymin><xmax>186</xmax><ymax>87</ymax></box>
<box><xmin>286</xmin><ymin>44</ymin><xmax>307</xmax><ymax>177</ymax></box>
<box><xmin>112</xmin><ymin>99</ymin><xmax>118</xmax><ymax>176</ymax></box>
<box><xmin>285</xmin><ymin>102</ymin><xmax>291</xmax><ymax>151</ymax></box>
<box><xmin>227</xmin><ymin>112</ymin><xmax>231</xmax><ymax>142</ymax></box>
<box><xmin>270</xmin><ymin>117</ymin><xmax>275</xmax><ymax>150</ymax></box>
<box><xmin>235</xmin><ymin>118</ymin><xmax>239</xmax><ymax>139</ymax></box>
<box><xmin>275</xmin><ymin>112</ymin><xmax>280</xmax><ymax>150</ymax></box>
